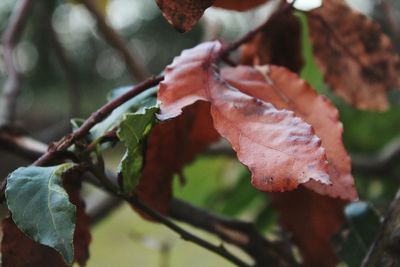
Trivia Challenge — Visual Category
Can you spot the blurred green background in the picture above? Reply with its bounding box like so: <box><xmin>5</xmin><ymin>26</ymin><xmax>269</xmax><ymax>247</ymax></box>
<box><xmin>1</xmin><ymin>0</ymin><xmax>400</xmax><ymax>266</ymax></box>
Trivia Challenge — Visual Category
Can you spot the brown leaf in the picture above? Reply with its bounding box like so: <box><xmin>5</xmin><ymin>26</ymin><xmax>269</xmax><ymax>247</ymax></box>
<box><xmin>307</xmin><ymin>0</ymin><xmax>400</xmax><ymax>110</ymax></box>
<box><xmin>241</xmin><ymin>11</ymin><xmax>303</xmax><ymax>72</ymax></box>
<box><xmin>134</xmin><ymin>102</ymin><xmax>220</xmax><ymax>215</ymax></box>
<box><xmin>221</xmin><ymin>65</ymin><xmax>357</xmax><ymax>200</ymax></box>
<box><xmin>213</xmin><ymin>0</ymin><xmax>270</xmax><ymax>11</ymax></box>
<box><xmin>1</xmin><ymin>177</ymin><xmax>91</xmax><ymax>267</ymax></box>
<box><xmin>63</xmin><ymin>175</ymin><xmax>91</xmax><ymax>266</ymax></box>
<box><xmin>158</xmin><ymin>41</ymin><xmax>331</xmax><ymax>193</ymax></box>
<box><xmin>271</xmin><ymin>188</ymin><xmax>346</xmax><ymax>267</ymax></box>
<box><xmin>155</xmin><ymin>0</ymin><xmax>214</xmax><ymax>32</ymax></box>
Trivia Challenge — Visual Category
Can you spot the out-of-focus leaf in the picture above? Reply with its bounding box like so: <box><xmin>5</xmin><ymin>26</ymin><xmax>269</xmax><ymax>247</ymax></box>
<box><xmin>117</xmin><ymin>105</ymin><xmax>158</xmax><ymax>192</ymax></box>
<box><xmin>5</xmin><ymin>164</ymin><xmax>76</xmax><ymax>265</ymax></box>
<box><xmin>333</xmin><ymin>202</ymin><xmax>382</xmax><ymax>267</ymax></box>
<box><xmin>307</xmin><ymin>0</ymin><xmax>400</xmax><ymax>110</ymax></box>
<box><xmin>1</xmin><ymin>217</ymin><xmax>67</xmax><ymax>267</ymax></box>
<box><xmin>241</xmin><ymin>11</ymin><xmax>303</xmax><ymax>72</ymax></box>
<box><xmin>271</xmin><ymin>188</ymin><xmax>346</xmax><ymax>267</ymax></box>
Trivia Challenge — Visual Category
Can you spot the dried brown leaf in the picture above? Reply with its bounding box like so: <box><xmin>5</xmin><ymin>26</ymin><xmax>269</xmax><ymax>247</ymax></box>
<box><xmin>221</xmin><ymin>65</ymin><xmax>357</xmax><ymax>200</ymax></box>
<box><xmin>158</xmin><ymin>41</ymin><xmax>331</xmax><ymax>193</ymax></box>
<box><xmin>213</xmin><ymin>0</ymin><xmax>270</xmax><ymax>11</ymax></box>
<box><xmin>241</xmin><ymin>12</ymin><xmax>303</xmax><ymax>72</ymax></box>
<box><xmin>155</xmin><ymin>0</ymin><xmax>213</xmax><ymax>32</ymax></box>
<box><xmin>271</xmin><ymin>188</ymin><xmax>346</xmax><ymax>267</ymax></box>
<box><xmin>308</xmin><ymin>0</ymin><xmax>400</xmax><ymax>110</ymax></box>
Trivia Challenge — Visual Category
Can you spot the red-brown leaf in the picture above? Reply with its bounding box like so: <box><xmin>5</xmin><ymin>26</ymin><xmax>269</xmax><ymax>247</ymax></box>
<box><xmin>271</xmin><ymin>188</ymin><xmax>346</xmax><ymax>267</ymax></box>
<box><xmin>63</xmin><ymin>176</ymin><xmax>91</xmax><ymax>266</ymax></box>
<box><xmin>221</xmin><ymin>65</ymin><xmax>357</xmax><ymax>200</ymax></box>
<box><xmin>1</xmin><ymin>177</ymin><xmax>91</xmax><ymax>267</ymax></box>
<box><xmin>158</xmin><ymin>41</ymin><xmax>331</xmax><ymax>192</ymax></box>
<box><xmin>155</xmin><ymin>0</ymin><xmax>214</xmax><ymax>32</ymax></box>
<box><xmin>213</xmin><ymin>0</ymin><xmax>270</xmax><ymax>11</ymax></box>
<box><xmin>241</xmin><ymin>11</ymin><xmax>303</xmax><ymax>72</ymax></box>
<box><xmin>307</xmin><ymin>0</ymin><xmax>400</xmax><ymax>110</ymax></box>
<box><xmin>134</xmin><ymin>102</ymin><xmax>220</xmax><ymax>215</ymax></box>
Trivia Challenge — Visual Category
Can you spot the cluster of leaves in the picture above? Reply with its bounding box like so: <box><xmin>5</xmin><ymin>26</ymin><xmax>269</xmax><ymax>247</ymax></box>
<box><xmin>2</xmin><ymin>0</ymin><xmax>400</xmax><ymax>266</ymax></box>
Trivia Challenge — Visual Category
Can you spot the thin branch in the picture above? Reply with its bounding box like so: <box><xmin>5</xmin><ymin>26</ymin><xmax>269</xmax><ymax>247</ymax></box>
<box><xmin>87</xmin><ymin>170</ymin><xmax>251</xmax><ymax>267</ymax></box>
<box><xmin>33</xmin><ymin>75</ymin><xmax>163</xmax><ymax>166</ymax></box>
<box><xmin>362</xmin><ymin>188</ymin><xmax>400</xmax><ymax>267</ymax></box>
<box><xmin>351</xmin><ymin>137</ymin><xmax>400</xmax><ymax>177</ymax></box>
<box><xmin>0</xmin><ymin>0</ymin><xmax>35</xmax><ymax>126</ymax></box>
<box><xmin>81</xmin><ymin>0</ymin><xmax>148</xmax><ymax>81</ymax></box>
<box><xmin>0</xmin><ymin>128</ymin><xmax>47</xmax><ymax>160</ymax></box>
<box><xmin>170</xmin><ymin>199</ymin><xmax>299</xmax><ymax>267</ymax></box>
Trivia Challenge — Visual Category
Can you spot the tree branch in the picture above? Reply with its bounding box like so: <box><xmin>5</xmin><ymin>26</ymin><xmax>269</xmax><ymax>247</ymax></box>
<box><xmin>0</xmin><ymin>0</ymin><xmax>35</xmax><ymax>126</ymax></box>
<box><xmin>170</xmin><ymin>199</ymin><xmax>299</xmax><ymax>267</ymax></box>
<box><xmin>362</xmin><ymin>189</ymin><xmax>400</xmax><ymax>267</ymax></box>
<box><xmin>81</xmin><ymin>0</ymin><xmax>148</xmax><ymax>81</ymax></box>
<box><xmin>87</xmin><ymin>169</ymin><xmax>252</xmax><ymax>267</ymax></box>
<box><xmin>33</xmin><ymin>75</ymin><xmax>163</xmax><ymax>166</ymax></box>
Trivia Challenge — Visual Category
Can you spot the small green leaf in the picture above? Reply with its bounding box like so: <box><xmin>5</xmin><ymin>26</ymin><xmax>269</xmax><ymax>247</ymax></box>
<box><xmin>333</xmin><ymin>201</ymin><xmax>382</xmax><ymax>267</ymax></box>
<box><xmin>5</xmin><ymin>164</ymin><xmax>77</xmax><ymax>266</ymax></box>
<box><xmin>117</xmin><ymin>105</ymin><xmax>158</xmax><ymax>192</ymax></box>
<box><xmin>90</xmin><ymin>86</ymin><xmax>158</xmax><ymax>140</ymax></box>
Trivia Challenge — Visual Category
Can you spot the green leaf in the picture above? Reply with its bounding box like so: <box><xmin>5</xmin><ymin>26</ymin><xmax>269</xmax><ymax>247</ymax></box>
<box><xmin>90</xmin><ymin>86</ymin><xmax>158</xmax><ymax>140</ymax></box>
<box><xmin>117</xmin><ymin>105</ymin><xmax>158</xmax><ymax>192</ymax></box>
<box><xmin>333</xmin><ymin>202</ymin><xmax>382</xmax><ymax>267</ymax></box>
<box><xmin>5</xmin><ymin>164</ymin><xmax>77</xmax><ymax>266</ymax></box>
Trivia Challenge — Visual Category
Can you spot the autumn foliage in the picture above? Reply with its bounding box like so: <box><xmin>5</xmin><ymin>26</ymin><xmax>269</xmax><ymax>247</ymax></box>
<box><xmin>2</xmin><ymin>0</ymin><xmax>400</xmax><ymax>266</ymax></box>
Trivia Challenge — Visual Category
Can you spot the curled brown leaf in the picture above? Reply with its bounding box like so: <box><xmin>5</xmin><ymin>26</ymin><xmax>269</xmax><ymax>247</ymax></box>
<box><xmin>221</xmin><ymin>65</ymin><xmax>357</xmax><ymax>200</ymax></box>
<box><xmin>158</xmin><ymin>41</ymin><xmax>331</xmax><ymax>193</ymax></box>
